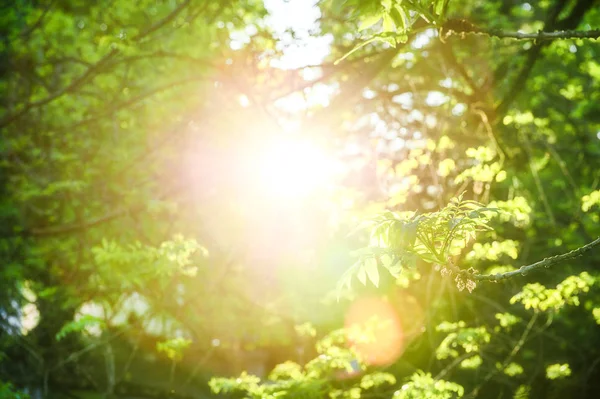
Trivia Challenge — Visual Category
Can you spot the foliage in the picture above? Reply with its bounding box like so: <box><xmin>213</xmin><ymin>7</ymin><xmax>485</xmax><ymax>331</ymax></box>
<box><xmin>56</xmin><ymin>315</ymin><xmax>106</xmax><ymax>341</ymax></box>
<box><xmin>338</xmin><ymin>194</ymin><xmax>498</xmax><ymax>293</ymax></box>
<box><xmin>209</xmin><ymin>328</ymin><xmax>369</xmax><ymax>398</ymax></box>
<box><xmin>435</xmin><ymin>322</ymin><xmax>490</xmax><ymax>360</ymax></box>
<box><xmin>1</xmin><ymin>0</ymin><xmax>600</xmax><ymax>398</ymax></box>
<box><xmin>335</xmin><ymin>0</ymin><xmax>449</xmax><ymax>62</ymax></box>
<box><xmin>510</xmin><ymin>272</ymin><xmax>595</xmax><ymax>311</ymax></box>
<box><xmin>156</xmin><ymin>337</ymin><xmax>193</xmax><ymax>361</ymax></box>
<box><xmin>0</xmin><ymin>382</ymin><xmax>30</xmax><ymax>399</ymax></box>
<box><xmin>546</xmin><ymin>364</ymin><xmax>572</xmax><ymax>380</ymax></box>
<box><xmin>393</xmin><ymin>372</ymin><xmax>464</xmax><ymax>399</ymax></box>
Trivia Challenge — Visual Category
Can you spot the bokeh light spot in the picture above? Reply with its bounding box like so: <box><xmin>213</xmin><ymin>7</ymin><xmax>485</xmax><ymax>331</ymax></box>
<box><xmin>344</xmin><ymin>296</ymin><xmax>404</xmax><ymax>366</ymax></box>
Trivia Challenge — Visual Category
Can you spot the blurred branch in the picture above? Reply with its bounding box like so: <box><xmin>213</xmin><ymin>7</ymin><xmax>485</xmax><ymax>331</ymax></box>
<box><xmin>439</xmin><ymin>41</ymin><xmax>478</xmax><ymax>95</ymax></box>
<box><xmin>495</xmin><ymin>0</ymin><xmax>596</xmax><ymax>116</ymax></box>
<box><xmin>482</xmin><ymin>29</ymin><xmax>600</xmax><ymax>40</ymax></box>
<box><xmin>135</xmin><ymin>0</ymin><xmax>191</xmax><ymax>40</ymax></box>
<box><xmin>0</xmin><ymin>0</ymin><xmax>193</xmax><ymax>129</ymax></box>
<box><xmin>30</xmin><ymin>208</ymin><xmax>127</xmax><ymax>237</ymax></box>
<box><xmin>18</xmin><ymin>0</ymin><xmax>56</xmax><ymax>40</ymax></box>
<box><xmin>466</xmin><ymin>312</ymin><xmax>538</xmax><ymax>398</ymax></box>
<box><xmin>68</xmin><ymin>74</ymin><xmax>212</xmax><ymax>130</ymax></box>
<box><xmin>0</xmin><ymin>50</ymin><xmax>118</xmax><ymax>129</ymax></box>
<box><xmin>442</xmin><ymin>21</ymin><xmax>600</xmax><ymax>41</ymax></box>
<box><xmin>521</xmin><ymin>132</ymin><xmax>556</xmax><ymax>226</ymax></box>
<box><xmin>30</xmin><ymin>184</ymin><xmax>181</xmax><ymax>237</ymax></box>
<box><xmin>471</xmin><ymin>237</ymin><xmax>600</xmax><ymax>282</ymax></box>
<box><xmin>104</xmin><ymin>341</ymin><xmax>116</xmax><ymax>397</ymax></box>
<box><xmin>434</xmin><ymin>351</ymin><xmax>477</xmax><ymax>381</ymax></box>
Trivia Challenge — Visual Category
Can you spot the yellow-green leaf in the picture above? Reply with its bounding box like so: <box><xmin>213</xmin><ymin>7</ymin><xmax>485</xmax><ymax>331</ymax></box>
<box><xmin>365</xmin><ymin>258</ymin><xmax>380</xmax><ymax>287</ymax></box>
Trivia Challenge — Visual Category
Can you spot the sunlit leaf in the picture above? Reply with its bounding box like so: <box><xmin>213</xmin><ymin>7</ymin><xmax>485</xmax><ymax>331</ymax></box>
<box><xmin>357</xmin><ymin>267</ymin><xmax>368</xmax><ymax>285</ymax></box>
<box><xmin>359</xmin><ymin>13</ymin><xmax>383</xmax><ymax>31</ymax></box>
<box><xmin>365</xmin><ymin>257</ymin><xmax>380</xmax><ymax>287</ymax></box>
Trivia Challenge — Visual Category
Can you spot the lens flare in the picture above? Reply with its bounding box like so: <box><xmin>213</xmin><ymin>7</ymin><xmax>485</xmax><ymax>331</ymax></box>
<box><xmin>344</xmin><ymin>296</ymin><xmax>404</xmax><ymax>366</ymax></box>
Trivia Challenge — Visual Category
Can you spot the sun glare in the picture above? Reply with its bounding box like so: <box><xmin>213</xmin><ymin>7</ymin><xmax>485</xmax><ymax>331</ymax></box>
<box><xmin>253</xmin><ymin>136</ymin><xmax>339</xmax><ymax>199</ymax></box>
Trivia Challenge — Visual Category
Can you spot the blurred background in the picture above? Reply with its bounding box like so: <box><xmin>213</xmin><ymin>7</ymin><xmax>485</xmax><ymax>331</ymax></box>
<box><xmin>1</xmin><ymin>0</ymin><xmax>600</xmax><ymax>398</ymax></box>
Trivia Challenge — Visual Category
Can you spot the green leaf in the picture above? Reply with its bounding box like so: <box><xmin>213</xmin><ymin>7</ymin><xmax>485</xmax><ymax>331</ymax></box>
<box><xmin>391</xmin><ymin>4</ymin><xmax>408</xmax><ymax>32</ymax></box>
<box><xmin>434</xmin><ymin>0</ymin><xmax>446</xmax><ymax>16</ymax></box>
<box><xmin>382</xmin><ymin>14</ymin><xmax>395</xmax><ymax>32</ymax></box>
<box><xmin>379</xmin><ymin>35</ymin><xmax>397</xmax><ymax>48</ymax></box>
<box><xmin>395</xmin><ymin>33</ymin><xmax>409</xmax><ymax>43</ymax></box>
<box><xmin>365</xmin><ymin>257</ymin><xmax>380</xmax><ymax>287</ymax></box>
<box><xmin>359</xmin><ymin>12</ymin><xmax>383</xmax><ymax>31</ymax></box>
<box><xmin>357</xmin><ymin>267</ymin><xmax>368</xmax><ymax>285</ymax></box>
<box><xmin>56</xmin><ymin>315</ymin><xmax>105</xmax><ymax>341</ymax></box>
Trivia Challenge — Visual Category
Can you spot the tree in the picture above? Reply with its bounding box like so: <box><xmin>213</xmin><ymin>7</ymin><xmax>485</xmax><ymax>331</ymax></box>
<box><xmin>1</xmin><ymin>0</ymin><xmax>600</xmax><ymax>398</ymax></box>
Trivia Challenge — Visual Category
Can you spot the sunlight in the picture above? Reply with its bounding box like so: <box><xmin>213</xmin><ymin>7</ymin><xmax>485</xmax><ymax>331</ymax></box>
<box><xmin>252</xmin><ymin>136</ymin><xmax>340</xmax><ymax>199</ymax></box>
<box><xmin>264</xmin><ymin>0</ymin><xmax>333</xmax><ymax>70</ymax></box>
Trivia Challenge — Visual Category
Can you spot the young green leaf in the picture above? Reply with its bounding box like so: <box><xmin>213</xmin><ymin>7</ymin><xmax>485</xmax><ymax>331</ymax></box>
<box><xmin>359</xmin><ymin>13</ymin><xmax>383</xmax><ymax>31</ymax></box>
<box><xmin>382</xmin><ymin>14</ymin><xmax>396</xmax><ymax>32</ymax></box>
<box><xmin>357</xmin><ymin>267</ymin><xmax>368</xmax><ymax>285</ymax></box>
<box><xmin>365</xmin><ymin>257</ymin><xmax>380</xmax><ymax>287</ymax></box>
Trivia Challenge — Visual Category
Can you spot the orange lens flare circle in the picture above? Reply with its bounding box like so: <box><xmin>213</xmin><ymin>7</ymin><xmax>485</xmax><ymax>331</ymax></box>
<box><xmin>344</xmin><ymin>295</ymin><xmax>404</xmax><ymax>366</ymax></box>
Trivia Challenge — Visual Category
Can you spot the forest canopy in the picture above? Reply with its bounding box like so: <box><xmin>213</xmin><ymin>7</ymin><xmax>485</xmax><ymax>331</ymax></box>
<box><xmin>1</xmin><ymin>0</ymin><xmax>600</xmax><ymax>398</ymax></box>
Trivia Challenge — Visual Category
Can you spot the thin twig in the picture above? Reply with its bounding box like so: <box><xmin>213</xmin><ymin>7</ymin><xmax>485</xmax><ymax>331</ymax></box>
<box><xmin>471</xmin><ymin>237</ymin><xmax>600</xmax><ymax>282</ymax></box>
<box><xmin>522</xmin><ymin>132</ymin><xmax>556</xmax><ymax>226</ymax></box>
<box><xmin>465</xmin><ymin>312</ymin><xmax>538</xmax><ymax>398</ymax></box>
<box><xmin>447</xmin><ymin>27</ymin><xmax>600</xmax><ymax>41</ymax></box>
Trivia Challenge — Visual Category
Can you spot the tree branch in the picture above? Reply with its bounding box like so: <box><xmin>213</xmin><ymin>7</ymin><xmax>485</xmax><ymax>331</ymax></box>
<box><xmin>495</xmin><ymin>0</ymin><xmax>597</xmax><ymax>116</ymax></box>
<box><xmin>471</xmin><ymin>237</ymin><xmax>600</xmax><ymax>282</ymax></box>
<box><xmin>443</xmin><ymin>24</ymin><xmax>600</xmax><ymax>41</ymax></box>
<box><xmin>19</xmin><ymin>0</ymin><xmax>56</xmax><ymax>40</ymax></box>
<box><xmin>30</xmin><ymin>208</ymin><xmax>128</xmax><ymax>237</ymax></box>
<box><xmin>0</xmin><ymin>0</ymin><xmax>193</xmax><ymax>129</ymax></box>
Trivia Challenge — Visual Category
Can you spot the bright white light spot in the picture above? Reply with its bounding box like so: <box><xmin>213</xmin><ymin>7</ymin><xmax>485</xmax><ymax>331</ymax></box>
<box><xmin>212</xmin><ymin>338</ymin><xmax>221</xmax><ymax>347</ymax></box>
<box><xmin>265</xmin><ymin>0</ymin><xmax>333</xmax><ymax>69</ymax></box>
<box><xmin>569</xmin><ymin>45</ymin><xmax>577</xmax><ymax>53</ymax></box>
<box><xmin>522</xmin><ymin>3</ymin><xmax>532</xmax><ymax>11</ymax></box>
<box><xmin>393</xmin><ymin>93</ymin><xmax>413</xmax><ymax>109</ymax></box>
<box><xmin>452</xmin><ymin>103</ymin><xmax>467</xmax><ymax>116</ymax></box>
<box><xmin>264</xmin><ymin>0</ymin><xmax>319</xmax><ymax>36</ymax></box>
<box><xmin>229</xmin><ymin>30</ymin><xmax>252</xmax><ymax>50</ymax></box>
<box><xmin>275</xmin><ymin>92</ymin><xmax>307</xmax><ymax>113</ymax></box>
<box><xmin>230</xmin><ymin>40</ymin><xmax>243</xmax><ymax>50</ymax></box>
<box><xmin>596</xmin><ymin>131</ymin><xmax>600</xmax><ymax>140</ymax></box>
<box><xmin>254</xmin><ymin>137</ymin><xmax>340</xmax><ymax>199</ymax></box>
<box><xmin>301</xmin><ymin>67</ymin><xmax>322</xmax><ymax>81</ymax></box>
<box><xmin>239</xmin><ymin>95</ymin><xmax>250</xmax><ymax>107</ymax></box>
<box><xmin>20</xmin><ymin>303</ymin><xmax>40</xmax><ymax>335</ymax></box>
<box><xmin>308</xmin><ymin>83</ymin><xmax>336</xmax><ymax>107</ymax></box>
<box><xmin>440</xmin><ymin>78</ymin><xmax>453</xmax><ymax>88</ymax></box>
<box><xmin>425</xmin><ymin>115</ymin><xmax>437</xmax><ymax>129</ymax></box>
<box><xmin>387</xmin><ymin>83</ymin><xmax>400</xmax><ymax>92</ymax></box>
<box><xmin>274</xmin><ymin>82</ymin><xmax>337</xmax><ymax>113</ymax></box>
<box><xmin>425</xmin><ymin>91</ymin><xmax>448</xmax><ymax>106</ymax></box>
<box><xmin>408</xmin><ymin>110</ymin><xmax>424</xmax><ymax>122</ymax></box>
<box><xmin>271</xmin><ymin>35</ymin><xmax>334</xmax><ymax>69</ymax></box>
<box><xmin>245</xmin><ymin>24</ymin><xmax>258</xmax><ymax>36</ymax></box>
<box><xmin>412</xmin><ymin>29</ymin><xmax>436</xmax><ymax>49</ymax></box>
<box><xmin>363</xmin><ymin>89</ymin><xmax>377</xmax><ymax>99</ymax></box>
<box><xmin>390</xmin><ymin>138</ymin><xmax>405</xmax><ymax>151</ymax></box>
